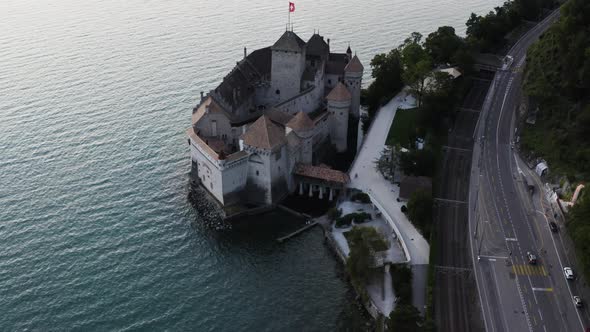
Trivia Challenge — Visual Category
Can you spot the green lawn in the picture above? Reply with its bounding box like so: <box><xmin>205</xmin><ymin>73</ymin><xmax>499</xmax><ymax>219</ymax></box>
<box><xmin>386</xmin><ymin>108</ymin><xmax>418</xmax><ymax>147</ymax></box>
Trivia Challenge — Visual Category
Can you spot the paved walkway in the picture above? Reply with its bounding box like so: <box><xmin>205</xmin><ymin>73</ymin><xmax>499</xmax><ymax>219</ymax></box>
<box><xmin>349</xmin><ymin>89</ymin><xmax>430</xmax><ymax>314</ymax></box>
<box><xmin>349</xmin><ymin>90</ymin><xmax>429</xmax><ymax>265</ymax></box>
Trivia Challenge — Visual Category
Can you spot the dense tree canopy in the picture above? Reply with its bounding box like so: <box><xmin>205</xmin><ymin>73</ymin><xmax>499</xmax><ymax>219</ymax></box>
<box><xmin>407</xmin><ymin>190</ymin><xmax>434</xmax><ymax>238</ymax></box>
<box><xmin>399</xmin><ymin>33</ymin><xmax>432</xmax><ymax>107</ymax></box>
<box><xmin>522</xmin><ymin>0</ymin><xmax>590</xmax><ymax>179</ymax></box>
<box><xmin>567</xmin><ymin>193</ymin><xmax>590</xmax><ymax>279</ymax></box>
<box><xmin>465</xmin><ymin>0</ymin><xmax>557</xmax><ymax>52</ymax></box>
<box><xmin>424</xmin><ymin>26</ymin><xmax>465</xmax><ymax>65</ymax></box>
<box><xmin>346</xmin><ymin>226</ymin><xmax>389</xmax><ymax>286</ymax></box>
<box><xmin>388</xmin><ymin>304</ymin><xmax>423</xmax><ymax>332</ymax></box>
<box><xmin>363</xmin><ymin>49</ymin><xmax>404</xmax><ymax>116</ymax></box>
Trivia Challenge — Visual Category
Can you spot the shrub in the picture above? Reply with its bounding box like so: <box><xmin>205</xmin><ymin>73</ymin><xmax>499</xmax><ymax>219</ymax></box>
<box><xmin>351</xmin><ymin>192</ymin><xmax>371</xmax><ymax>203</ymax></box>
<box><xmin>327</xmin><ymin>207</ymin><xmax>343</xmax><ymax>221</ymax></box>
<box><xmin>335</xmin><ymin>212</ymin><xmax>372</xmax><ymax>227</ymax></box>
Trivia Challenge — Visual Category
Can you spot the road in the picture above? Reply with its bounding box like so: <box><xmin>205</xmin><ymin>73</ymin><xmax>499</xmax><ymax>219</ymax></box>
<box><xmin>468</xmin><ymin>9</ymin><xmax>590</xmax><ymax>332</ymax></box>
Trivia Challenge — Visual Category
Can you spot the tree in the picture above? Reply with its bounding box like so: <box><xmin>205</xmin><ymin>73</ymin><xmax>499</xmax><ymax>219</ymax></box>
<box><xmin>400</xmin><ymin>33</ymin><xmax>432</xmax><ymax>107</ymax></box>
<box><xmin>424</xmin><ymin>26</ymin><xmax>465</xmax><ymax>65</ymax></box>
<box><xmin>390</xmin><ymin>264</ymin><xmax>413</xmax><ymax>305</ymax></box>
<box><xmin>568</xmin><ymin>192</ymin><xmax>590</xmax><ymax>279</ymax></box>
<box><xmin>365</xmin><ymin>50</ymin><xmax>405</xmax><ymax>115</ymax></box>
<box><xmin>407</xmin><ymin>190</ymin><xmax>434</xmax><ymax>238</ymax></box>
<box><xmin>327</xmin><ymin>207</ymin><xmax>342</xmax><ymax>221</ymax></box>
<box><xmin>399</xmin><ymin>149</ymin><xmax>435</xmax><ymax>177</ymax></box>
<box><xmin>388</xmin><ymin>304</ymin><xmax>423</xmax><ymax>332</ymax></box>
<box><xmin>419</xmin><ymin>71</ymin><xmax>457</xmax><ymax>134</ymax></box>
<box><xmin>375</xmin><ymin>147</ymin><xmax>400</xmax><ymax>180</ymax></box>
<box><xmin>346</xmin><ymin>226</ymin><xmax>390</xmax><ymax>286</ymax></box>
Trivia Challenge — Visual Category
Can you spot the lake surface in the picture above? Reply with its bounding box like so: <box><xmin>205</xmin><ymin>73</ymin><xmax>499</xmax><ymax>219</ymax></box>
<box><xmin>0</xmin><ymin>0</ymin><xmax>501</xmax><ymax>330</ymax></box>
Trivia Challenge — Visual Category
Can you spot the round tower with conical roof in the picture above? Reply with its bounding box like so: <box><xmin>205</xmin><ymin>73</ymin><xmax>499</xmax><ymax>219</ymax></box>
<box><xmin>327</xmin><ymin>82</ymin><xmax>352</xmax><ymax>152</ymax></box>
<box><xmin>344</xmin><ymin>54</ymin><xmax>364</xmax><ymax>118</ymax></box>
<box><xmin>286</xmin><ymin>111</ymin><xmax>315</xmax><ymax>164</ymax></box>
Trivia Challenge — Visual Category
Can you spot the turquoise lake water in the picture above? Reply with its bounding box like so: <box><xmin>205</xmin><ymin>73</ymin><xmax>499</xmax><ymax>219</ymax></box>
<box><xmin>0</xmin><ymin>0</ymin><xmax>501</xmax><ymax>330</ymax></box>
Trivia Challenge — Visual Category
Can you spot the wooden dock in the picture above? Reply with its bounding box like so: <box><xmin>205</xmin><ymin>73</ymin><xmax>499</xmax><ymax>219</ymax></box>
<box><xmin>277</xmin><ymin>221</ymin><xmax>318</xmax><ymax>243</ymax></box>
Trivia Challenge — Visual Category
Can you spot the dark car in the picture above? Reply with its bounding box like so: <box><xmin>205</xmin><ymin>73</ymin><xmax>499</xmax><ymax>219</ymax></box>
<box><xmin>527</xmin><ymin>251</ymin><xmax>537</xmax><ymax>265</ymax></box>
<box><xmin>549</xmin><ymin>221</ymin><xmax>558</xmax><ymax>233</ymax></box>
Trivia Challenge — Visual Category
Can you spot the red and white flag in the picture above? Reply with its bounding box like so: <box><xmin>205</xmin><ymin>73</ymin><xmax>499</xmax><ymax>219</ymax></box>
<box><xmin>289</xmin><ymin>2</ymin><xmax>295</xmax><ymax>12</ymax></box>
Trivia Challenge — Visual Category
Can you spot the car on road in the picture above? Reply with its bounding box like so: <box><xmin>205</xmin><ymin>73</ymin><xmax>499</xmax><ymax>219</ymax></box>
<box><xmin>564</xmin><ymin>267</ymin><xmax>575</xmax><ymax>280</ymax></box>
<box><xmin>574</xmin><ymin>296</ymin><xmax>583</xmax><ymax>308</ymax></box>
<box><xmin>549</xmin><ymin>221</ymin><xmax>558</xmax><ymax>233</ymax></box>
<box><xmin>527</xmin><ymin>252</ymin><xmax>537</xmax><ymax>265</ymax></box>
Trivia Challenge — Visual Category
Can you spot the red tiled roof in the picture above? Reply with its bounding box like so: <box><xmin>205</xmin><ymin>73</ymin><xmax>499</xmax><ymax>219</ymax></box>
<box><xmin>344</xmin><ymin>55</ymin><xmax>364</xmax><ymax>72</ymax></box>
<box><xmin>326</xmin><ymin>82</ymin><xmax>351</xmax><ymax>102</ymax></box>
<box><xmin>286</xmin><ymin>111</ymin><xmax>314</xmax><ymax>130</ymax></box>
<box><xmin>295</xmin><ymin>163</ymin><xmax>349</xmax><ymax>184</ymax></box>
<box><xmin>240</xmin><ymin>115</ymin><xmax>286</xmax><ymax>149</ymax></box>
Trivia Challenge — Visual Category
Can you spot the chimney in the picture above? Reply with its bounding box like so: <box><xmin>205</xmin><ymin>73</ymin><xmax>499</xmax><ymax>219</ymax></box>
<box><xmin>200</xmin><ymin>91</ymin><xmax>204</xmax><ymax>100</ymax></box>
<box><xmin>327</xmin><ymin>38</ymin><xmax>330</xmax><ymax>47</ymax></box>
<box><xmin>244</xmin><ymin>47</ymin><xmax>247</xmax><ymax>59</ymax></box>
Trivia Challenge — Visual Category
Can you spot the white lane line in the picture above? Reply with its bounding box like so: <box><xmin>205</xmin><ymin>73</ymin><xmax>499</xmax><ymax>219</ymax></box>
<box><xmin>488</xmin><ymin>258</ymin><xmax>497</xmax><ymax>261</ymax></box>
<box><xmin>506</xmin><ymin>237</ymin><xmax>518</xmax><ymax>242</ymax></box>
<box><xmin>532</xmin><ymin>287</ymin><xmax>554</xmax><ymax>292</ymax></box>
<box><xmin>543</xmin><ymin>325</ymin><xmax>548</xmax><ymax>332</ymax></box>
<box><xmin>478</xmin><ymin>255</ymin><xmax>509</xmax><ymax>260</ymax></box>
<box><xmin>538</xmin><ymin>308</ymin><xmax>543</xmax><ymax>321</ymax></box>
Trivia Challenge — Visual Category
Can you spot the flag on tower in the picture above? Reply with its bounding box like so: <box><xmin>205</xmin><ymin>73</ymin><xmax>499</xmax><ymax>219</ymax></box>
<box><xmin>289</xmin><ymin>2</ymin><xmax>295</xmax><ymax>12</ymax></box>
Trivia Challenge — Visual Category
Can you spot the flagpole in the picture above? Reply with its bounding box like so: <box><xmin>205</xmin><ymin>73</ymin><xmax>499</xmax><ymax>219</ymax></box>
<box><xmin>288</xmin><ymin>3</ymin><xmax>290</xmax><ymax>31</ymax></box>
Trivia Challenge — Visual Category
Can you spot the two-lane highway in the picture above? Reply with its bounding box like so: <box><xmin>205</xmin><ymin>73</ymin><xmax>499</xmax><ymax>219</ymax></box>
<box><xmin>468</xmin><ymin>8</ymin><xmax>590</xmax><ymax>332</ymax></box>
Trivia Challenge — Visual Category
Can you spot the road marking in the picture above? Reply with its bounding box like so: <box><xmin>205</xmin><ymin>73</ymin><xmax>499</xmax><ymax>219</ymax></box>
<box><xmin>506</xmin><ymin>237</ymin><xmax>518</xmax><ymax>242</ymax></box>
<box><xmin>488</xmin><ymin>258</ymin><xmax>496</xmax><ymax>261</ymax></box>
<box><xmin>538</xmin><ymin>308</ymin><xmax>543</xmax><ymax>321</ymax></box>
<box><xmin>442</xmin><ymin>145</ymin><xmax>472</xmax><ymax>152</ymax></box>
<box><xmin>434</xmin><ymin>198</ymin><xmax>467</xmax><ymax>204</ymax></box>
<box><xmin>434</xmin><ymin>265</ymin><xmax>472</xmax><ymax>272</ymax></box>
<box><xmin>532</xmin><ymin>287</ymin><xmax>553</xmax><ymax>292</ymax></box>
<box><xmin>478</xmin><ymin>255</ymin><xmax>509</xmax><ymax>260</ymax></box>
<box><xmin>512</xmin><ymin>264</ymin><xmax>548</xmax><ymax>276</ymax></box>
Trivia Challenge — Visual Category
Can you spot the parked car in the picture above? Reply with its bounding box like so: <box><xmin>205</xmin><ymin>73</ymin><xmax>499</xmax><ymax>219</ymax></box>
<box><xmin>549</xmin><ymin>221</ymin><xmax>558</xmax><ymax>233</ymax></box>
<box><xmin>574</xmin><ymin>296</ymin><xmax>583</xmax><ymax>308</ymax></box>
<box><xmin>564</xmin><ymin>267</ymin><xmax>575</xmax><ymax>280</ymax></box>
<box><xmin>527</xmin><ymin>252</ymin><xmax>537</xmax><ymax>265</ymax></box>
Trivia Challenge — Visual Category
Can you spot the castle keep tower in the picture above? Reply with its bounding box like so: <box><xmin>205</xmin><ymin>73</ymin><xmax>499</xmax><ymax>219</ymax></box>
<box><xmin>344</xmin><ymin>55</ymin><xmax>364</xmax><ymax>117</ymax></box>
<box><xmin>270</xmin><ymin>31</ymin><xmax>306</xmax><ymax>104</ymax></box>
<box><xmin>327</xmin><ymin>82</ymin><xmax>351</xmax><ymax>152</ymax></box>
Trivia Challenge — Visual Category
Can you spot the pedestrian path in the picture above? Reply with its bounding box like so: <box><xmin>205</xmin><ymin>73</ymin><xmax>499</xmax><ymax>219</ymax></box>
<box><xmin>349</xmin><ymin>89</ymin><xmax>429</xmax><ymax>265</ymax></box>
<box><xmin>348</xmin><ymin>89</ymin><xmax>429</xmax><ymax>315</ymax></box>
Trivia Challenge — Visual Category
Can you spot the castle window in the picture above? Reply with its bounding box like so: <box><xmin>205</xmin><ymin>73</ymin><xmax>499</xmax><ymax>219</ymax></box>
<box><xmin>256</xmin><ymin>170</ymin><xmax>259</xmax><ymax>176</ymax></box>
<box><xmin>275</xmin><ymin>89</ymin><xmax>280</xmax><ymax>95</ymax></box>
<box><xmin>210</xmin><ymin>183</ymin><xmax>213</xmax><ymax>189</ymax></box>
<box><xmin>328</xmin><ymin>79</ymin><xmax>332</xmax><ymax>85</ymax></box>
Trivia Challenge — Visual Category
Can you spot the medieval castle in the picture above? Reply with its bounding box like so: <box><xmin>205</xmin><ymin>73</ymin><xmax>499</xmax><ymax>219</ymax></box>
<box><xmin>188</xmin><ymin>30</ymin><xmax>363</xmax><ymax>207</ymax></box>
